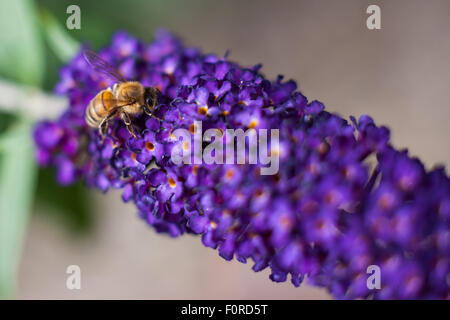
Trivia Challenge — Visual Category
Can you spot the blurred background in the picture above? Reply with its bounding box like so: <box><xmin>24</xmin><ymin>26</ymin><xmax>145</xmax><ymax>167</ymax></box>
<box><xmin>0</xmin><ymin>0</ymin><xmax>449</xmax><ymax>299</ymax></box>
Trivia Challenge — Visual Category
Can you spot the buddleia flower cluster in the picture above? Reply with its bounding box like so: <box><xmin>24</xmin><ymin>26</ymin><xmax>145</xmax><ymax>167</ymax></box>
<box><xmin>33</xmin><ymin>29</ymin><xmax>450</xmax><ymax>299</ymax></box>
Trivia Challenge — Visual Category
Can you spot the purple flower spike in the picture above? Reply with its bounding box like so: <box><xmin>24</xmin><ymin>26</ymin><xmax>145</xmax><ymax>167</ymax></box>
<box><xmin>33</xmin><ymin>30</ymin><xmax>450</xmax><ymax>300</ymax></box>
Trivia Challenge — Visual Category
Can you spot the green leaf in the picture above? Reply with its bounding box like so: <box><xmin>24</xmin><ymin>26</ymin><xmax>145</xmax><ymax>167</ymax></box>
<box><xmin>0</xmin><ymin>0</ymin><xmax>44</xmax><ymax>86</ymax></box>
<box><xmin>40</xmin><ymin>9</ymin><xmax>80</xmax><ymax>63</ymax></box>
<box><xmin>0</xmin><ymin>117</ymin><xmax>37</xmax><ymax>299</ymax></box>
<box><xmin>0</xmin><ymin>111</ymin><xmax>16</xmax><ymax>135</ymax></box>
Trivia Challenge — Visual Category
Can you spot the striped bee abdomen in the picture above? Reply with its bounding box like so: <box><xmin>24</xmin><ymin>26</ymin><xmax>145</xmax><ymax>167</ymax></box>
<box><xmin>85</xmin><ymin>90</ymin><xmax>116</xmax><ymax>128</ymax></box>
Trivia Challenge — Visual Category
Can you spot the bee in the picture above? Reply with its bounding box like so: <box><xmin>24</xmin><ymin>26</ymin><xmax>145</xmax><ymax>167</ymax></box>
<box><xmin>83</xmin><ymin>50</ymin><xmax>160</xmax><ymax>137</ymax></box>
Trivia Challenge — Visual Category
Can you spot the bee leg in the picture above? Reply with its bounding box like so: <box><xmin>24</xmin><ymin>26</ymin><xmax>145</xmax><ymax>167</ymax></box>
<box><xmin>99</xmin><ymin>119</ymin><xmax>109</xmax><ymax>138</ymax></box>
<box><xmin>98</xmin><ymin>109</ymin><xmax>119</xmax><ymax>139</ymax></box>
<box><xmin>143</xmin><ymin>105</ymin><xmax>162</xmax><ymax>121</ymax></box>
<box><xmin>121</xmin><ymin>112</ymin><xmax>137</xmax><ymax>138</ymax></box>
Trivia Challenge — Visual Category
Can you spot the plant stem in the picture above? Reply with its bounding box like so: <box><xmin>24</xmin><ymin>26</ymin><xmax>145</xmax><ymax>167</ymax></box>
<box><xmin>0</xmin><ymin>77</ymin><xmax>65</xmax><ymax>119</ymax></box>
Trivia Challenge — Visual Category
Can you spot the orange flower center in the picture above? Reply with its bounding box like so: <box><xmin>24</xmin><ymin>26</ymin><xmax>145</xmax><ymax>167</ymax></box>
<box><xmin>168</xmin><ymin>177</ymin><xmax>177</xmax><ymax>188</ymax></box>
<box><xmin>198</xmin><ymin>106</ymin><xmax>208</xmax><ymax>115</ymax></box>
<box><xmin>248</xmin><ymin>119</ymin><xmax>258</xmax><ymax>129</ymax></box>
<box><xmin>145</xmin><ymin>142</ymin><xmax>155</xmax><ymax>151</ymax></box>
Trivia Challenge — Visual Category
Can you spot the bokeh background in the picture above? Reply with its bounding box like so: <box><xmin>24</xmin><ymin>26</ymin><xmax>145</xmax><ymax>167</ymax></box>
<box><xmin>0</xmin><ymin>0</ymin><xmax>449</xmax><ymax>299</ymax></box>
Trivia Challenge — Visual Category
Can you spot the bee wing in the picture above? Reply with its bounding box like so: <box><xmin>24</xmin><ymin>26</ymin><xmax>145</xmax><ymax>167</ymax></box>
<box><xmin>83</xmin><ymin>49</ymin><xmax>127</xmax><ymax>83</ymax></box>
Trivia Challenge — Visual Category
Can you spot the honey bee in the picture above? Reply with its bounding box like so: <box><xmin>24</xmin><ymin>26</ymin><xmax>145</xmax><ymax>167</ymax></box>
<box><xmin>83</xmin><ymin>50</ymin><xmax>160</xmax><ymax>137</ymax></box>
